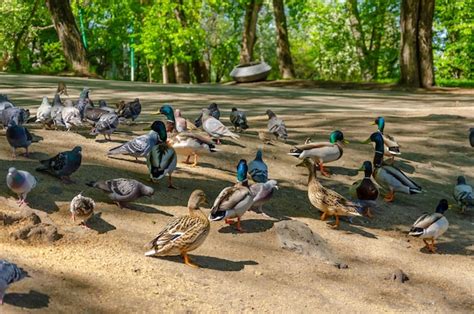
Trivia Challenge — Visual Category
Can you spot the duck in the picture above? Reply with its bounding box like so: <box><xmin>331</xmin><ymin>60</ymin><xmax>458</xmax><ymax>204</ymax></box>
<box><xmin>210</xmin><ymin>159</ymin><xmax>253</xmax><ymax>232</ymax></box>
<box><xmin>349</xmin><ymin>161</ymin><xmax>379</xmax><ymax>217</ymax></box>
<box><xmin>369</xmin><ymin>132</ymin><xmax>421</xmax><ymax>202</ymax></box>
<box><xmin>144</xmin><ymin>189</ymin><xmax>210</xmax><ymax>268</ymax></box>
<box><xmin>159</xmin><ymin>104</ymin><xmax>179</xmax><ymax>134</ymax></box>
<box><xmin>146</xmin><ymin>121</ymin><xmax>178</xmax><ymax>188</ymax></box>
<box><xmin>453</xmin><ymin>176</ymin><xmax>473</xmax><ymax>213</ymax></box>
<box><xmin>363</xmin><ymin>117</ymin><xmax>401</xmax><ymax>161</ymax></box>
<box><xmin>248</xmin><ymin>149</ymin><xmax>268</xmax><ymax>183</ymax></box>
<box><xmin>289</xmin><ymin>130</ymin><xmax>349</xmax><ymax>177</ymax></box>
<box><xmin>297</xmin><ymin>158</ymin><xmax>362</xmax><ymax>228</ymax></box>
<box><xmin>409</xmin><ymin>199</ymin><xmax>450</xmax><ymax>253</ymax></box>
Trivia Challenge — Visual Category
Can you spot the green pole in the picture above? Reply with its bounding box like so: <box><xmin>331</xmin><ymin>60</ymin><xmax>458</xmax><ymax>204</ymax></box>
<box><xmin>130</xmin><ymin>25</ymin><xmax>135</xmax><ymax>81</ymax></box>
<box><xmin>79</xmin><ymin>7</ymin><xmax>88</xmax><ymax>49</ymax></box>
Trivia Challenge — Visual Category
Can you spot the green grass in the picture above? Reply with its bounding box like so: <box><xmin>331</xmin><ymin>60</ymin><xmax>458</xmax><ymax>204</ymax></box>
<box><xmin>436</xmin><ymin>79</ymin><xmax>474</xmax><ymax>88</ymax></box>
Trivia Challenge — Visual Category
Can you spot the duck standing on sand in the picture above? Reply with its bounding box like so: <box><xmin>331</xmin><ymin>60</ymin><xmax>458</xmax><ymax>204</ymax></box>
<box><xmin>363</xmin><ymin>116</ymin><xmax>401</xmax><ymax>162</ymax></box>
<box><xmin>409</xmin><ymin>199</ymin><xmax>450</xmax><ymax>253</ymax></box>
<box><xmin>145</xmin><ymin>190</ymin><xmax>210</xmax><ymax>268</ymax></box>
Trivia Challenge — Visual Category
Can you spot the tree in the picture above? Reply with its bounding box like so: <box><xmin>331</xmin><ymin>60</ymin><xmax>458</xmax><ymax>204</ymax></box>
<box><xmin>399</xmin><ymin>0</ymin><xmax>435</xmax><ymax>87</ymax></box>
<box><xmin>45</xmin><ymin>0</ymin><xmax>90</xmax><ymax>75</ymax></box>
<box><xmin>240</xmin><ymin>0</ymin><xmax>262</xmax><ymax>64</ymax></box>
<box><xmin>272</xmin><ymin>0</ymin><xmax>295</xmax><ymax>79</ymax></box>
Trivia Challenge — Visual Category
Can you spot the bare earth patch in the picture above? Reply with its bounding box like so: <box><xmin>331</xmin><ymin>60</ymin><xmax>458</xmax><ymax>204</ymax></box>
<box><xmin>0</xmin><ymin>73</ymin><xmax>473</xmax><ymax>313</ymax></box>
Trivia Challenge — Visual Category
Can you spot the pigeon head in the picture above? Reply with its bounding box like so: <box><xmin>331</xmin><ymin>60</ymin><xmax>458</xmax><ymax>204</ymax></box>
<box><xmin>99</xmin><ymin>100</ymin><xmax>107</xmax><ymax>107</ymax></box>
<box><xmin>373</xmin><ymin>116</ymin><xmax>385</xmax><ymax>133</ymax></box>
<box><xmin>41</xmin><ymin>96</ymin><xmax>49</xmax><ymax>105</ymax></box>
<box><xmin>435</xmin><ymin>199</ymin><xmax>450</xmax><ymax>214</ymax></box>
<box><xmin>236</xmin><ymin>159</ymin><xmax>248</xmax><ymax>183</ymax></box>
<box><xmin>140</xmin><ymin>184</ymin><xmax>155</xmax><ymax>197</ymax></box>
<box><xmin>80</xmin><ymin>88</ymin><xmax>90</xmax><ymax>99</ymax></box>
<box><xmin>255</xmin><ymin>149</ymin><xmax>263</xmax><ymax>161</ymax></box>
<box><xmin>457</xmin><ymin>176</ymin><xmax>467</xmax><ymax>185</ymax></box>
<box><xmin>72</xmin><ymin>146</ymin><xmax>82</xmax><ymax>154</ymax></box>
<box><xmin>208</xmin><ymin>103</ymin><xmax>218</xmax><ymax>110</ymax></box>
<box><xmin>201</xmin><ymin>108</ymin><xmax>211</xmax><ymax>118</ymax></box>
<box><xmin>174</xmin><ymin>109</ymin><xmax>182</xmax><ymax>117</ymax></box>
<box><xmin>231</xmin><ymin>107</ymin><xmax>238</xmax><ymax>112</ymax></box>
<box><xmin>266</xmin><ymin>109</ymin><xmax>276</xmax><ymax>119</ymax></box>
<box><xmin>150</xmin><ymin>121</ymin><xmax>167</xmax><ymax>143</ymax></box>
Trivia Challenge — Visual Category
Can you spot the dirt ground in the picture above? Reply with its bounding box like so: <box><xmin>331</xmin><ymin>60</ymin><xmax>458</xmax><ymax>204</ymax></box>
<box><xmin>0</xmin><ymin>73</ymin><xmax>473</xmax><ymax>313</ymax></box>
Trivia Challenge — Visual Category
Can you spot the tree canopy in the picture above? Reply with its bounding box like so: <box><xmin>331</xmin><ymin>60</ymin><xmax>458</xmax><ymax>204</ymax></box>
<box><xmin>0</xmin><ymin>0</ymin><xmax>472</xmax><ymax>86</ymax></box>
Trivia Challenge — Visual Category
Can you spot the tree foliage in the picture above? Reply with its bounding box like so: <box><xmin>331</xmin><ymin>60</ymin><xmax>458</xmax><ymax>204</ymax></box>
<box><xmin>0</xmin><ymin>0</ymin><xmax>472</xmax><ymax>84</ymax></box>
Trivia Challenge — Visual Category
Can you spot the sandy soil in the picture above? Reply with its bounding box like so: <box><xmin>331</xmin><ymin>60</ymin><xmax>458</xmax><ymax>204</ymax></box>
<box><xmin>0</xmin><ymin>73</ymin><xmax>473</xmax><ymax>313</ymax></box>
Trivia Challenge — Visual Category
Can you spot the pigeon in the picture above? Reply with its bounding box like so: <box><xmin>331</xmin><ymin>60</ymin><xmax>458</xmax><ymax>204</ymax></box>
<box><xmin>194</xmin><ymin>102</ymin><xmax>220</xmax><ymax>127</ymax></box>
<box><xmin>174</xmin><ymin>109</ymin><xmax>188</xmax><ymax>132</ymax></box>
<box><xmin>85</xmin><ymin>106</ymin><xmax>108</xmax><ymax>123</ymax></box>
<box><xmin>0</xmin><ymin>260</ymin><xmax>28</xmax><ymax>305</ymax></box>
<box><xmin>1</xmin><ymin>107</ymin><xmax>30</xmax><ymax>128</ymax></box>
<box><xmin>75</xmin><ymin>88</ymin><xmax>92</xmax><ymax>119</ymax></box>
<box><xmin>90</xmin><ymin>112</ymin><xmax>119</xmax><ymax>141</ymax></box>
<box><xmin>453</xmin><ymin>176</ymin><xmax>474</xmax><ymax>213</ymax></box>
<box><xmin>36</xmin><ymin>146</ymin><xmax>82</xmax><ymax>183</ymax></box>
<box><xmin>6</xmin><ymin>120</ymin><xmax>35</xmax><ymax>157</ymax></box>
<box><xmin>6</xmin><ymin>167</ymin><xmax>37</xmax><ymax>206</ymax></box>
<box><xmin>70</xmin><ymin>192</ymin><xmax>95</xmax><ymax>227</ymax></box>
<box><xmin>50</xmin><ymin>93</ymin><xmax>65</xmax><ymax>129</ymax></box>
<box><xmin>61</xmin><ymin>100</ymin><xmax>82</xmax><ymax>131</ymax></box>
<box><xmin>202</xmin><ymin>109</ymin><xmax>239</xmax><ymax>144</ymax></box>
<box><xmin>250</xmin><ymin>180</ymin><xmax>278</xmax><ymax>217</ymax></box>
<box><xmin>86</xmin><ymin>178</ymin><xmax>154</xmax><ymax>208</ymax></box>
<box><xmin>0</xmin><ymin>94</ymin><xmax>14</xmax><ymax>118</ymax></box>
<box><xmin>248</xmin><ymin>149</ymin><xmax>268</xmax><ymax>183</ymax></box>
<box><xmin>266</xmin><ymin>109</ymin><xmax>288</xmax><ymax>141</ymax></box>
<box><xmin>107</xmin><ymin>130</ymin><xmax>161</xmax><ymax>159</ymax></box>
<box><xmin>98</xmin><ymin>100</ymin><xmax>116</xmax><ymax>113</ymax></box>
<box><xmin>229</xmin><ymin>107</ymin><xmax>249</xmax><ymax>132</ymax></box>
<box><xmin>36</xmin><ymin>96</ymin><xmax>52</xmax><ymax>126</ymax></box>
<box><xmin>57</xmin><ymin>82</ymin><xmax>68</xmax><ymax>96</ymax></box>
<box><xmin>117</xmin><ymin>98</ymin><xmax>141</xmax><ymax>122</ymax></box>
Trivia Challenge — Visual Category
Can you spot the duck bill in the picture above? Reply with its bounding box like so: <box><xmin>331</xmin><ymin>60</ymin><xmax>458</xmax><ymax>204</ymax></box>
<box><xmin>361</xmin><ymin>138</ymin><xmax>371</xmax><ymax>144</ymax></box>
<box><xmin>357</xmin><ymin>165</ymin><xmax>364</xmax><ymax>171</ymax></box>
<box><xmin>343</xmin><ymin>139</ymin><xmax>350</xmax><ymax>144</ymax></box>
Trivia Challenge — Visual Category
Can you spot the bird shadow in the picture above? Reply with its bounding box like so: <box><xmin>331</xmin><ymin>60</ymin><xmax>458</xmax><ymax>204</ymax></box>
<box><xmin>107</xmin><ymin>156</ymin><xmax>146</xmax><ymax>164</ymax></box>
<box><xmin>95</xmin><ymin>139</ymin><xmax>126</xmax><ymax>144</ymax></box>
<box><xmin>25</xmin><ymin>152</ymin><xmax>50</xmax><ymax>161</ymax></box>
<box><xmin>126</xmin><ymin>203</ymin><xmax>173</xmax><ymax>216</ymax></box>
<box><xmin>158</xmin><ymin>255</ymin><xmax>259</xmax><ymax>271</ymax></box>
<box><xmin>4</xmin><ymin>290</ymin><xmax>50</xmax><ymax>309</ymax></box>
<box><xmin>337</xmin><ymin>220</ymin><xmax>379</xmax><ymax>239</ymax></box>
<box><xmin>88</xmin><ymin>212</ymin><xmax>116</xmax><ymax>234</ymax></box>
<box><xmin>219</xmin><ymin>139</ymin><xmax>246</xmax><ymax>148</ymax></box>
<box><xmin>217</xmin><ymin>218</ymin><xmax>275</xmax><ymax>234</ymax></box>
<box><xmin>328</xmin><ymin>166</ymin><xmax>359</xmax><ymax>177</ymax></box>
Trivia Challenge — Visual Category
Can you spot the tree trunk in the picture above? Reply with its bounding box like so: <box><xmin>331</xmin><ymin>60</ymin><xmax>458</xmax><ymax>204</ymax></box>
<box><xmin>174</xmin><ymin>62</ymin><xmax>190</xmax><ymax>84</ymax></box>
<box><xmin>346</xmin><ymin>0</ymin><xmax>371</xmax><ymax>80</ymax></box>
<box><xmin>272</xmin><ymin>0</ymin><xmax>295</xmax><ymax>79</ymax></box>
<box><xmin>45</xmin><ymin>0</ymin><xmax>90</xmax><ymax>75</ymax></box>
<box><xmin>240</xmin><ymin>0</ymin><xmax>263</xmax><ymax>64</ymax></box>
<box><xmin>399</xmin><ymin>0</ymin><xmax>435</xmax><ymax>87</ymax></box>
<box><xmin>162</xmin><ymin>63</ymin><xmax>169</xmax><ymax>84</ymax></box>
<box><xmin>192</xmin><ymin>60</ymin><xmax>209</xmax><ymax>83</ymax></box>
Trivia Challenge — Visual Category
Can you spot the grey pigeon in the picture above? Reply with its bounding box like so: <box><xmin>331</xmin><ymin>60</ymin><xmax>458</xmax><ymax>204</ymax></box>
<box><xmin>229</xmin><ymin>107</ymin><xmax>249</xmax><ymax>132</ymax></box>
<box><xmin>86</xmin><ymin>178</ymin><xmax>154</xmax><ymax>208</ymax></box>
<box><xmin>50</xmin><ymin>93</ymin><xmax>65</xmax><ymax>129</ymax></box>
<box><xmin>202</xmin><ymin>109</ymin><xmax>239</xmax><ymax>144</ymax></box>
<box><xmin>6</xmin><ymin>120</ymin><xmax>35</xmax><ymax>157</ymax></box>
<box><xmin>0</xmin><ymin>94</ymin><xmax>14</xmax><ymax>118</ymax></box>
<box><xmin>36</xmin><ymin>146</ymin><xmax>82</xmax><ymax>183</ymax></box>
<box><xmin>266</xmin><ymin>109</ymin><xmax>288</xmax><ymax>141</ymax></box>
<box><xmin>117</xmin><ymin>98</ymin><xmax>141</xmax><ymax>122</ymax></box>
<box><xmin>0</xmin><ymin>260</ymin><xmax>28</xmax><ymax>305</ymax></box>
<box><xmin>248</xmin><ymin>149</ymin><xmax>268</xmax><ymax>183</ymax></box>
<box><xmin>98</xmin><ymin>100</ymin><xmax>116</xmax><ymax>113</ymax></box>
<box><xmin>62</xmin><ymin>100</ymin><xmax>82</xmax><ymax>131</ymax></box>
<box><xmin>85</xmin><ymin>106</ymin><xmax>108</xmax><ymax>123</ymax></box>
<box><xmin>75</xmin><ymin>88</ymin><xmax>92</xmax><ymax>120</ymax></box>
<box><xmin>6</xmin><ymin>167</ymin><xmax>37</xmax><ymax>206</ymax></box>
<box><xmin>454</xmin><ymin>176</ymin><xmax>474</xmax><ymax>213</ymax></box>
<box><xmin>194</xmin><ymin>102</ymin><xmax>220</xmax><ymax>127</ymax></box>
<box><xmin>36</xmin><ymin>96</ymin><xmax>52</xmax><ymax>125</ymax></box>
<box><xmin>1</xmin><ymin>107</ymin><xmax>30</xmax><ymax>128</ymax></box>
<box><xmin>250</xmin><ymin>179</ymin><xmax>278</xmax><ymax>217</ymax></box>
<box><xmin>91</xmin><ymin>112</ymin><xmax>119</xmax><ymax>141</ymax></box>
<box><xmin>70</xmin><ymin>192</ymin><xmax>95</xmax><ymax>227</ymax></box>
<box><xmin>107</xmin><ymin>130</ymin><xmax>160</xmax><ymax>159</ymax></box>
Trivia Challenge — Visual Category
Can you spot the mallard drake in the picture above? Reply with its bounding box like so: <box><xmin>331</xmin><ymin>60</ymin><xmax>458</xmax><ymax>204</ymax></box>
<box><xmin>159</xmin><ymin>104</ymin><xmax>179</xmax><ymax>133</ymax></box>
<box><xmin>70</xmin><ymin>192</ymin><xmax>95</xmax><ymax>228</ymax></box>
<box><xmin>349</xmin><ymin>161</ymin><xmax>379</xmax><ymax>217</ymax></box>
<box><xmin>146</xmin><ymin>121</ymin><xmax>178</xmax><ymax>188</ymax></box>
<box><xmin>409</xmin><ymin>199</ymin><xmax>450</xmax><ymax>253</ymax></box>
<box><xmin>289</xmin><ymin>130</ymin><xmax>349</xmax><ymax>177</ymax></box>
<box><xmin>145</xmin><ymin>189</ymin><xmax>210</xmax><ymax>268</ymax></box>
<box><xmin>210</xmin><ymin>159</ymin><xmax>253</xmax><ymax>232</ymax></box>
<box><xmin>369</xmin><ymin>132</ymin><xmax>421</xmax><ymax>202</ymax></box>
<box><xmin>297</xmin><ymin>158</ymin><xmax>362</xmax><ymax>228</ymax></box>
<box><xmin>453</xmin><ymin>176</ymin><xmax>473</xmax><ymax>213</ymax></box>
<box><xmin>363</xmin><ymin>117</ymin><xmax>400</xmax><ymax>161</ymax></box>
<box><xmin>248</xmin><ymin>149</ymin><xmax>268</xmax><ymax>183</ymax></box>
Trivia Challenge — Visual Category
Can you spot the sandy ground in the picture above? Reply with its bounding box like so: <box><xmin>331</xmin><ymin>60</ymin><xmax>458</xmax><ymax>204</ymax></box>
<box><xmin>0</xmin><ymin>73</ymin><xmax>473</xmax><ymax>313</ymax></box>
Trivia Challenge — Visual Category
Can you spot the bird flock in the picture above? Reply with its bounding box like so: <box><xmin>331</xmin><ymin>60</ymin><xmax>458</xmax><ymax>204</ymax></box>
<box><xmin>0</xmin><ymin>84</ymin><xmax>472</xmax><ymax>303</ymax></box>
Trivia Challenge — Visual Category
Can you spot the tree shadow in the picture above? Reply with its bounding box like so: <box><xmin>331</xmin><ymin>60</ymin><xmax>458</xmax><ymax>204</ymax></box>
<box><xmin>217</xmin><ymin>218</ymin><xmax>275</xmax><ymax>234</ymax></box>
<box><xmin>157</xmin><ymin>255</ymin><xmax>259</xmax><ymax>271</ymax></box>
<box><xmin>4</xmin><ymin>290</ymin><xmax>50</xmax><ymax>309</ymax></box>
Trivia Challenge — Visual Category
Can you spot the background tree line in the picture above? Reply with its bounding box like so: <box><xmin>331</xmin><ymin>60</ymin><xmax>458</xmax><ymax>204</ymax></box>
<box><xmin>0</xmin><ymin>0</ymin><xmax>472</xmax><ymax>87</ymax></box>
